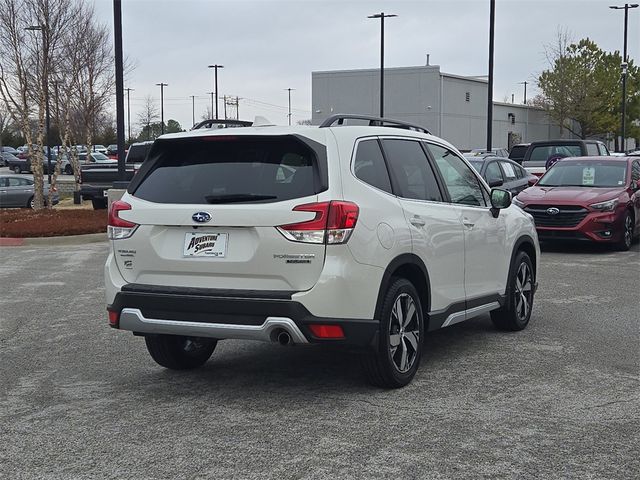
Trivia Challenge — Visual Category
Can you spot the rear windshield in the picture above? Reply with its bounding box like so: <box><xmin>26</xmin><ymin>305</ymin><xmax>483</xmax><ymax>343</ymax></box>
<box><xmin>538</xmin><ymin>160</ymin><xmax>627</xmax><ymax>187</ymax></box>
<box><xmin>132</xmin><ymin>136</ymin><xmax>323</xmax><ymax>204</ymax></box>
<box><xmin>509</xmin><ymin>145</ymin><xmax>527</xmax><ymax>160</ymax></box>
<box><xmin>529</xmin><ymin>145</ymin><xmax>581</xmax><ymax>162</ymax></box>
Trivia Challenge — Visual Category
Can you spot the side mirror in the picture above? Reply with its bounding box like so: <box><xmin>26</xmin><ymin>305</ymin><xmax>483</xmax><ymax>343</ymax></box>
<box><xmin>488</xmin><ymin>179</ymin><xmax>504</xmax><ymax>188</ymax></box>
<box><xmin>490</xmin><ymin>188</ymin><xmax>512</xmax><ymax>218</ymax></box>
<box><xmin>527</xmin><ymin>177</ymin><xmax>538</xmax><ymax>186</ymax></box>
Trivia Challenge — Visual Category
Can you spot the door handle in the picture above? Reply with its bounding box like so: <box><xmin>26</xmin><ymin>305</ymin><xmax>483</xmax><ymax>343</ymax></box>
<box><xmin>410</xmin><ymin>216</ymin><xmax>426</xmax><ymax>227</ymax></box>
<box><xmin>462</xmin><ymin>218</ymin><xmax>475</xmax><ymax>228</ymax></box>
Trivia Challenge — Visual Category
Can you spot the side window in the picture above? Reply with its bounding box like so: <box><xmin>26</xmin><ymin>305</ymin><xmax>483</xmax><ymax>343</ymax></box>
<box><xmin>7</xmin><ymin>177</ymin><xmax>23</xmax><ymax>187</ymax></box>
<box><xmin>586</xmin><ymin>143</ymin><xmax>599</xmax><ymax>156</ymax></box>
<box><xmin>382</xmin><ymin>139</ymin><xmax>442</xmax><ymax>202</ymax></box>
<box><xmin>353</xmin><ymin>139</ymin><xmax>392</xmax><ymax>193</ymax></box>
<box><xmin>485</xmin><ymin>161</ymin><xmax>504</xmax><ymax>185</ymax></box>
<box><xmin>427</xmin><ymin>144</ymin><xmax>487</xmax><ymax>207</ymax></box>
<box><xmin>499</xmin><ymin>161</ymin><xmax>518</xmax><ymax>181</ymax></box>
<box><xmin>598</xmin><ymin>143</ymin><xmax>610</xmax><ymax>156</ymax></box>
<box><xmin>632</xmin><ymin>161</ymin><xmax>640</xmax><ymax>182</ymax></box>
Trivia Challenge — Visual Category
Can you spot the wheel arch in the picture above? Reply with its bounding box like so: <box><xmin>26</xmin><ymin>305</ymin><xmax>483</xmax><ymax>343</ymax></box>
<box><xmin>511</xmin><ymin>235</ymin><xmax>537</xmax><ymax>280</ymax></box>
<box><xmin>375</xmin><ymin>254</ymin><xmax>431</xmax><ymax>329</ymax></box>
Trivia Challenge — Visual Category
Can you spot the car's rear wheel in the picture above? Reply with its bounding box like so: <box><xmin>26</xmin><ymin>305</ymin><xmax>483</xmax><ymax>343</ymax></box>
<box><xmin>616</xmin><ymin>211</ymin><xmax>634</xmax><ymax>251</ymax></box>
<box><xmin>361</xmin><ymin>278</ymin><xmax>424</xmax><ymax>388</ymax></box>
<box><xmin>27</xmin><ymin>196</ymin><xmax>35</xmax><ymax>209</ymax></box>
<box><xmin>91</xmin><ymin>198</ymin><xmax>107</xmax><ymax>210</ymax></box>
<box><xmin>491</xmin><ymin>251</ymin><xmax>534</xmax><ymax>331</ymax></box>
<box><xmin>13</xmin><ymin>165</ymin><xmax>21</xmax><ymax>174</ymax></box>
<box><xmin>144</xmin><ymin>334</ymin><xmax>217</xmax><ymax>370</ymax></box>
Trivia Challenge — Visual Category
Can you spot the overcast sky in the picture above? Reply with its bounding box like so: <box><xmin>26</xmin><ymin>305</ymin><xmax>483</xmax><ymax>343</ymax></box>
<box><xmin>92</xmin><ymin>0</ymin><xmax>637</xmax><ymax>131</ymax></box>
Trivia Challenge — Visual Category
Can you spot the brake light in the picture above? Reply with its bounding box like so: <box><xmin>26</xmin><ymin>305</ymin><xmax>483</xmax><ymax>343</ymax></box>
<box><xmin>277</xmin><ymin>201</ymin><xmax>359</xmax><ymax>244</ymax></box>
<box><xmin>107</xmin><ymin>200</ymin><xmax>138</xmax><ymax>239</ymax></box>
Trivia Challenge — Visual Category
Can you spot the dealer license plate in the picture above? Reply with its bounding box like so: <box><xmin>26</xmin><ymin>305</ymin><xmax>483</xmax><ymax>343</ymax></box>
<box><xmin>183</xmin><ymin>232</ymin><xmax>228</xmax><ymax>257</ymax></box>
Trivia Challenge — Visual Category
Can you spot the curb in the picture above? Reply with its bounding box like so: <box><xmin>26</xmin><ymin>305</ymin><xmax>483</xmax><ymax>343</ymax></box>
<box><xmin>0</xmin><ymin>232</ymin><xmax>107</xmax><ymax>247</ymax></box>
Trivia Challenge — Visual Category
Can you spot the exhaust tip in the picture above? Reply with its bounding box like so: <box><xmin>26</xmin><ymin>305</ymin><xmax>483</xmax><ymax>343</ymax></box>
<box><xmin>277</xmin><ymin>330</ymin><xmax>292</xmax><ymax>346</ymax></box>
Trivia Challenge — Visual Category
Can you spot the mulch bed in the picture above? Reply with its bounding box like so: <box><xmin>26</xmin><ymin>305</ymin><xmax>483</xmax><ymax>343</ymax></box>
<box><xmin>0</xmin><ymin>209</ymin><xmax>107</xmax><ymax>237</ymax></box>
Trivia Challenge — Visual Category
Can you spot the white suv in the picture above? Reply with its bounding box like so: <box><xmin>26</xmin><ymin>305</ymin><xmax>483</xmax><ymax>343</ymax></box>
<box><xmin>105</xmin><ymin>114</ymin><xmax>539</xmax><ymax>388</ymax></box>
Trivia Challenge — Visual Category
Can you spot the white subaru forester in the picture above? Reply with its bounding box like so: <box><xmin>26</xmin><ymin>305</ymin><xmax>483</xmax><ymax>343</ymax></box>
<box><xmin>105</xmin><ymin>114</ymin><xmax>539</xmax><ymax>388</ymax></box>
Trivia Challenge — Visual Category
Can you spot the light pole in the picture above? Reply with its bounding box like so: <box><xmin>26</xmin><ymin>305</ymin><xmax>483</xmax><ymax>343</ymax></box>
<box><xmin>26</xmin><ymin>24</ymin><xmax>52</xmax><ymax>185</ymax></box>
<box><xmin>610</xmin><ymin>3</ymin><xmax>638</xmax><ymax>152</ymax></box>
<box><xmin>156</xmin><ymin>83</ymin><xmax>167</xmax><ymax>135</ymax></box>
<box><xmin>519</xmin><ymin>81</ymin><xmax>528</xmax><ymax>105</ymax></box>
<box><xmin>113</xmin><ymin>0</ymin><xmax>126</xmax><ymax>184</ymax></box>
<box><xmin>285</xmin><ymin>88</ymin><xmax>295</xmax><ymax>125</ymax></box>
<box><xmin>125</xmin><ymin>87</ymin><xmax>133</xmax><ymax>142</ymax></box>
<box><xmin>190</xmin><ymin>95</ymin><xmax>196</xmax><ymax>126</ymax></box>
<box><xmin>367</xmin><ymin>12</ymin><xmax>397</xmax><ymax>118</ymax></box>
<box><xmin>486</xmin><ymin>0</ymin><xmax>496</xmax><ymax>151</ymax></box>
<box><xmin>208</xmin><ymin>64</ymin><xmax>224</xmax><ymax>119</ymax></box>
<box><xmin>207</xmin><ymin>92</ymin><xmax>215</xmax><ymax>119</ymax></box>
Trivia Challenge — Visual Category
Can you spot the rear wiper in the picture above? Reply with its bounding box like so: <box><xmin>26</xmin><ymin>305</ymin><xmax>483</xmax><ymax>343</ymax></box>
<box><xmin>204</xmin><ymin>194</ymin><xmax>277</xmax><ymax>204</ymax></box>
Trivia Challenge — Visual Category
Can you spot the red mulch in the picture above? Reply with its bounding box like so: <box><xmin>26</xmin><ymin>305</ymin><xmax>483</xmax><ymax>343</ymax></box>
<box><xmin>0</xmin><ymin>209</ymin><xmax>107</xmax><ymax>237</ymax></box>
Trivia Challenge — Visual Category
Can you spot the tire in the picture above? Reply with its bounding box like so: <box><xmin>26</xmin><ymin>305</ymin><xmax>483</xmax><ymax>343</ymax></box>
<box><xmin>145</xmin><ymin>335</ymin><xmax>217</xmax><ymax>370</ymax></box>
<box><xmin>13</xmin><ymin>165</ymin><xmax>21</xmax><ymax>174</ymax></box>
<box><xmin>491</xmin><ymin>251</ymin><xmax>535</xmax><ymax>331</ymax></box>
<box><xmin>360</xmin><ymin>277</ymin><xmax>424</xmax><ymax>388</ymax></box>
<box><xmin>27</xmin><ymin>196</ymin><xmax>35</xmax><ymax>209</ymax></box>
<box><xmin>65</xmin><ymin>164</ymin><xmax>73</xmax><ymax>175</ymax></box>
<box><xmin>91</xmin><ymin>198</ymin><xmax>108</xmax><ymax>210</ymax></box>
<box><xmin>615</xmin><ymin>211</ymin><xmax>634</xmax><ymax>251</ymax></box>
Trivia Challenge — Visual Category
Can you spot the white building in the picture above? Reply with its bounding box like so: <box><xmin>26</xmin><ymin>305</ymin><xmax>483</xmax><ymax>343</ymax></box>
<box><xmin>311</xmin><ymin>65</ymin><xmax>570</xmax><ymax>151</ymax></box>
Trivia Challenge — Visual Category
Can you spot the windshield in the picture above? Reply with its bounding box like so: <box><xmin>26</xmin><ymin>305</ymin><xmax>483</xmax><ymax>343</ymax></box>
<box><xmin>468</xmin><ymin>160</ymin><xmax>483</xmax><ymax>172</ymax></box>
<box><xmin>538</xmin><ymin>161</ymin><xmax>627</xmax><ymax>187</ymax></box>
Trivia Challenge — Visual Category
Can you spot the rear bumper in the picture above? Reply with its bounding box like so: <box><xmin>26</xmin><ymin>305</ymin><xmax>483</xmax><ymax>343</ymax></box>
<box><xmin>108</xmin><ymin>284</ymin><xmax>379</xmax><ymax>347</ymax></box>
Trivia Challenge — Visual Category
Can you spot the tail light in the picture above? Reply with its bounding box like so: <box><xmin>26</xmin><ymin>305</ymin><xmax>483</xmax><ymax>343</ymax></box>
<box><xmin>308</xmin><ymin>324</ymin><xmax>345</xmax><ymax>339</ymax></box>
<box><xmin>107</xmin><ymin>200</ymin><xmax>138</xmax><ymax>239</ymax></box>
<box><xmin>277</xmin><ymin>201</ymin><xmax>359</xmax><ymax>244</ymax></box>
<box><xmin>108</xmin><ymin>309</ymin><xmax>119</xmax><ymax>328</ymax></box>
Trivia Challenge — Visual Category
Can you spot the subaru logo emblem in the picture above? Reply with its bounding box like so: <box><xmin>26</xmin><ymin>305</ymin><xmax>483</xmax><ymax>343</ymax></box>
<box><xmin>192</xmin><ymin>212</ymin><xmax>211</xmax><ymax>223</ymax></box>
<box><xmin>546</xmin><ymin>207</ymin><xmax>560</xmax><ymax>215</ymax></box>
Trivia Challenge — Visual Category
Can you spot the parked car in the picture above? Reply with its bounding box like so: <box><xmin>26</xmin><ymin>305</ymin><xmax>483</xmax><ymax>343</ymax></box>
<box><xmin>522</xmin><ymin>139</ymin><xmax>610</xmax><ymax>177</ymax></box>
<box><xmin>80</xmin><ymin>152</ymin><xmax>117</xmax><ymax>164</ymax></box>
<box><xmin>1</xmin><ymin>152</ymin><xmax>20</xmax><ymax>167</ymax></box>
<box><xmin>0</xmin><ymin>175</ymin><xmax>59</xmax><ymax>208</ymax></box>
<box><xmin>513</xmin><ymin>156</ymin><xmax>640</xmax><ymax>250</ymax></box>
<box><xmin>1</xmin><ymin>146</ymin><xmax>19</xmax><ymax>156</ymax></box>
<box><xmin>105</xmin><ymin>113</ymin><xmax>540</xmax><ymax>388</ymax></box>
<box><xmin>92</xmin><ymin>144</ymin><xmax>108</xmax><ymax>154</ymax></box>
<box><xmin>5</xmin><ymin>155</ymin><xmax>58</xmax><ymax>174</ymax></box>
<box><xmin>508</xmin><ymin>143</ymin><xmax>530</xmax><ymax>164</ymax></box>
<box><xmin>466</xmin><ymin>156</ymin><xmax>538</xmax><ymax>195</ymax></box>
<box><xmin>468</xmin><ymin>147</ymin><xmax>509</xmax><ymax>157</ymax></box>
<box><xmin>106</xmin><ymin>144</ymin><xmax>118</xmax><ymax>157</ymax></box>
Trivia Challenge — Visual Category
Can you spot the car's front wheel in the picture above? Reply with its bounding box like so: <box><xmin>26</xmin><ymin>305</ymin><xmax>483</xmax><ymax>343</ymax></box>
<box><xmin>616</xmin><ymin>211</ymin><xmax>634</xmax><ymax>251</ymax></box>
<box><xmin>145</xmin><ymin>334</ymin><xmax>217</xmax><ymax>370</ymax></box>
<box><xmin>361</xmin><ymin>278</ymin><xmax>424</xmax><ymax>388</ymax></box>
<box><xmin>13</xmin><ymin>165</ymin><xmax>21</xmax><ymax>174</ymax></box>
<box><xmin>491</xmin><ymin>251</ymin><xmax>534</xmax><ymax>331</ymax></box>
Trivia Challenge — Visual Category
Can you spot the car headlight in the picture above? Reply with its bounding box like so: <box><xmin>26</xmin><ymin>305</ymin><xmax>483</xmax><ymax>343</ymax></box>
<box><xmin>512</xmin><ymin>197</ymin><xmax>525</xmax><ymax>208</ymax></box>
<box><xmin>589</xmin><ymin>198</ymin><xmax>619</xmax><ymax>212</ymax></box>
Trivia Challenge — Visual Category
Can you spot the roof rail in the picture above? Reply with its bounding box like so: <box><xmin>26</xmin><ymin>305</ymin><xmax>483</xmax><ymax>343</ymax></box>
<box><xmin>191</xmin><ymin>119</ymin><xmax>253</xmax><ymax>130</ymax></box>
<box><xmin>319</xmin><ymin>114</ymin><xmax>430</xmax><ymax>134</ymax></box>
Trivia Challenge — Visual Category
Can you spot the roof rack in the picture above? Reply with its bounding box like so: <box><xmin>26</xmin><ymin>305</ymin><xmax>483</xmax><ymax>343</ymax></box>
<box><xmin>319</xmin><ymin>114</ymin><xmax>430</xmax><ymax>134</ymax></box>
<box><xmin>191</xmin><ymin>119</ymin><xmax>253</xmax><ymax>130</ymax></box>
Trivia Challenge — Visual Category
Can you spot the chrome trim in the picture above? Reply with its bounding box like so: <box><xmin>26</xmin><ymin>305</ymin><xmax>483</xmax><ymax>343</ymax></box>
<box><xmin>118</xmin><ymin>308</ymin><xmax>309</xmax><ymax>344</ymax></box>
<box><xmin>441</xmin><ymin>302</ymin><xmax>500</xmax><ymax>327</ymax></box>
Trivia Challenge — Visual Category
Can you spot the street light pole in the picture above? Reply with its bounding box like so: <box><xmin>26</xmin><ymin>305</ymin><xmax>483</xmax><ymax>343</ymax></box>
<box><xmin>610</xmin><ymin>3</ymin><xmax>638</xmax><ymax>152</ymax></box>
<box><xmin>26</xmin><ymin>24</ymin><xmax>51</xmax><ymax>185</ymax></box>
<box><xmin>207</xmin><ymin>92</ymin><xmax>214</xmax><ymax>119</ymax></box>
<box><xmin>368</xmin><ymin>12</ymin><xmax>397</xmax><ymax>118</ymax></box>
<box><xmin>486</xmin><ymin>0</ymin><xmax>496</xmax><ymax>151</ymax></box>
<box><xmin>285</xmin><ymin>88</ymin><xmax>295</xmax><ymax>125</ymax></box>
<box><xmin>190</xmin><ymin>95</ymin><xmax>196</xmax><ymax>126</ymax></box>
<box><xmin>156</xmin><ymin>83</ymin><xmax>167</xmax><ymax>135</ymax></box>
<box><xmin>125</xmin><ymin>87</ymin><xmax>133</xmax><ymax>142</ymax></box>
<box><xmin>208</xmin><ymin>64</ymin><xmax>224</xmax><ymax>119</ymax></box>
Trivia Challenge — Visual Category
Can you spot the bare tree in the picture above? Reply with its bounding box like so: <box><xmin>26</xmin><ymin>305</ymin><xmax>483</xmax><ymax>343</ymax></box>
<box><xmin>138</xmin><ymin>95</ymin><xmax>160</xmax><ymax>140</ymax></box>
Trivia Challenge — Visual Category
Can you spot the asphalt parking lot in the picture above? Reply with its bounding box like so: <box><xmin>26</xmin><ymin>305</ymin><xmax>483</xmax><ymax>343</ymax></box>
<box><xmin>0</xmin><ymin>240</ymin><xmax>638</xmax><ymax>479</ymax></box>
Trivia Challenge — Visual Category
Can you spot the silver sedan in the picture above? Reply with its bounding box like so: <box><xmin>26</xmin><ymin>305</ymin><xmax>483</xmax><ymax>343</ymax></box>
<box><xmin>0</xmin><ymin>175</ymin><xmax>59</xmax><ymax>208</ymax></box>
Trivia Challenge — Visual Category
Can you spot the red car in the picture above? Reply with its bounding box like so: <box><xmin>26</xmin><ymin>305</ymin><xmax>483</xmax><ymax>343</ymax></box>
<box><xmin>513</xmin><ymin>156</ymin><xmax>640</xmax><ymax>250</ymax></box>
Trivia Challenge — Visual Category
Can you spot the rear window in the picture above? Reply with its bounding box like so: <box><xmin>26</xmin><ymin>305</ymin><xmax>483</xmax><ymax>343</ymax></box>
<box><xmin>529</xmin><ymin>145</ymin><xmax>582</xmax><ymax>162</ymax></box>
<box><xmin>509</xmin><ymin>145</ymin><xmax>527</xmax><ymax>161</ymax></box>
<box><xmin>132</xmin><ymin>136</ymin><xmax>324</xmax><ymax>204</ymax></box>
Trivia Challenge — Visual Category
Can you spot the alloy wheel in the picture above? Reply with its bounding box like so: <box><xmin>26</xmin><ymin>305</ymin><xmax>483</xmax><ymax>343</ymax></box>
<box><xmin>514</xmin><ymin>263</ymin><xmax>533</xmax><ymax>321</ymax></box>
<box><xmin>623</xmin><ymin>215</ymin><xmax>633</xmax><ymax>248</ymax></box>
<box><xmin>388</xmin><ymin>293</ymin><xmax>420</xmax><ymax>373</ymax></box>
